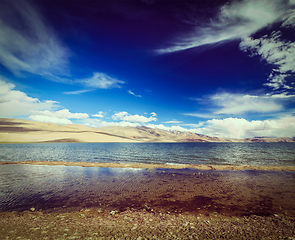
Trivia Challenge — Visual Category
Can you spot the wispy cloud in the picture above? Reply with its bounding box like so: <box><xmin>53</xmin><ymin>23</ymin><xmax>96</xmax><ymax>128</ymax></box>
<box><xmin>163</xmin><ymin>120</ymin><xmax>182</xmax><ymax>124</ymax></box>
<box><xmin>184</xmin><ymin>112</ymin><xmax>216</xmax><ymax>119</ymax></box>
<box><xmin>0</xmin><ymin>0</ymin><xmax>70</xmax><ymax>76</ymax></box>
<box><xmin>0</xmin><ymin>0</ymin><xmax>125</xmax><ymax>93</ymax></box>
<box><xmin>0</xmin><ymin>78</ymin><xmax>58</xmax><ymax>117</ymax></box>
<box><xmin>212</xmin><ymin>93</ymin><xmax>283</xmax><ymax>114</ymax></box>
<box><xmin>282</xmin><ymin>9</ymin><xmax>295</xmax><ymax>28</ymax></box>
<box><xmin>64</xmin><ymin>89</ymin><xmax>94</xmax><ymax>95</ymax></box>
<box><xmin>128</xmin><ymin>90</ymin><xmax>142</xmax><ymax>97</ymax></box>
<box><xmin>239</xmin><ymin>30</ymin><xmax>295</xmax><ymax>91</ymax></box>
<box><xmin>77</xmin><ymin>72</ymin><xmax>125</xmax><ymax>89</ymax></box>
<box><xmin>157</xmin><ymin>0</ymin><xmax>291</xmax><ymax>54</ymax></box>
<box><xmin>187</xmin><ymin>92</ymin><xmax>295</xmax><ymax>117</ymax></box>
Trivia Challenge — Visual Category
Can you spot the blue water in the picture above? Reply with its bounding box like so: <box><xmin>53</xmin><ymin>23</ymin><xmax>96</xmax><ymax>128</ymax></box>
<box><xmin>0</xmin><ymin>142</ymin><xmax>295</xmax><ymax>166</ymax></box>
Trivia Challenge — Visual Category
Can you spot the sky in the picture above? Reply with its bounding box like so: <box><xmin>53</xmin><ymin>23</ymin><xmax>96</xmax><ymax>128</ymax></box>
<box><xmin>0</xmin><ymin>0</ymin><xmax>295</xmax><ymax>139</ymax></box>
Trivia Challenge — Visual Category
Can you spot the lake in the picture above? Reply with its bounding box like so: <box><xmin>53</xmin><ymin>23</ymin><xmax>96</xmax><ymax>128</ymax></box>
<box><xmin>0</xmin><ymin>142</ymin><xmax>295</xmax><ymax>166</ymax></box>
<box><xmin>1</xmin><ymin>142</ymin><xmax>295</xmax><ymax>213</ymax></box>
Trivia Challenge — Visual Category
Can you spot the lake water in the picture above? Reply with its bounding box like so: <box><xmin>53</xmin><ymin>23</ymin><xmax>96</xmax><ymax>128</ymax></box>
<box><xmin>1</xmin><ymin>164</ymin><xmax>295</xmax><ymax>214</ymax></box>
<box><xmin>0</xmin><ymin>142</ymin><xmax>295</xmax><ymax>166</ymax></box>
<box><xmin>1</xmin><ymin>142</ymin><xmax>295</xmax><ymax>213</ymax></box>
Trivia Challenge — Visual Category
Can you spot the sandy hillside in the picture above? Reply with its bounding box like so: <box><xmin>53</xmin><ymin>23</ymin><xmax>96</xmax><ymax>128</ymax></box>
<box><xmin>1</xmin><ymin>118</ymin><xmax>294</xmax><ymax>143</ymax></box>
<box><xmin>0</xmin><ymin>118</ymin><xmax>136</xmax><ymax>143</ymax></box>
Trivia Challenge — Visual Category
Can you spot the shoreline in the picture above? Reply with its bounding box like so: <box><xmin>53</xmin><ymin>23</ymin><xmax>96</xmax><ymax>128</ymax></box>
<box><xmin>1</xmin><ymin>160</ymin><xmax>295</xmax><ymax>171</ymax></box>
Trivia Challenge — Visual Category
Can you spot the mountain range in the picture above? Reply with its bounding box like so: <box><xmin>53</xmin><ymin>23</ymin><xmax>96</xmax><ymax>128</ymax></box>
<box><xmin>0</xmin><ymin>118</ymin><xmax>294</xmax><ymax>143</ymax></box>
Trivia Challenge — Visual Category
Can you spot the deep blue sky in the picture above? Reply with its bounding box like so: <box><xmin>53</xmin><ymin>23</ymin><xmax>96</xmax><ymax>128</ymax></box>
<box><xmin>0</xmin><ymin>0</ymin><xmax>295</xmax><ymax>138</ymax></box>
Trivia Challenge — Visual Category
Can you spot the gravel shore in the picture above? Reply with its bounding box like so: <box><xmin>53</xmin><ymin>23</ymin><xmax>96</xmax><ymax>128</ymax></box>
<box><xmin>1</xmin><ymin>208</ymin><xmax>295</xmax><ymax>239</ymax></box>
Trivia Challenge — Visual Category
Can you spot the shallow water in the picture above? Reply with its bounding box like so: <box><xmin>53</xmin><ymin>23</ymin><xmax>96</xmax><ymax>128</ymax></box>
<box><xmin>1</xmin><ymin>142</ymin><xmax>295</xmax><ymax>166</ymax></box>
<box><xmin>1</xmin><ymin>164</ymin><xmax>295</xmax><ymax>216</ymax></box>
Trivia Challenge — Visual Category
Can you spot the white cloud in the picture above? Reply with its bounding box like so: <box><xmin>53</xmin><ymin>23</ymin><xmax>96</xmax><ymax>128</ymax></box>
<box><xmin>188</xmin><ymin>92</ymin><xmax>290</xmax><ymax>117</ymax></box>
<box><xmin>111</xmin><ymin>111</ymin><xmax>129</xmax><ymax>120</ymax></box>
<box><xmin>146</xmin><ymin>123</ymin><xmax>189</xmax><ymax>132</ymax></box>
<box><xmin>282</xmin><ymin>9</ymin><xmax>295</xmax><ymax>27</ymax></box>
<box><xmin>194</xmin><ymin>116</ymin><xmax>295</xmax><ymax>138</ymax></box>
<box><xmin>150</xmin><ymin>112</ymin><xmax>157</xmax><ymax>117</ymax></box>
<box><xmin>29</xmin><ymin>115</ymin><xmax>72</xmax><ymax>125</ymax></box>
<box><xmin>186</xmin><ymin>92</ymin><xmax>295</xmax><ymax>124</ymax></box>
<box><xmin>84</xmin><ymin>118</ymin><xmax>140</xmax><ymax>128</ymax></box>
<box><xmin>78</xmin><ymin>72</ymin><xmax>125</xmax><ymax>89</ymax></box>
<box><xmin>29</xmin><ymin>109</ymin><xmax>89</xmax><ymax>125</ymax></box>
<box><xmin>0</xmin><ymin>79</ymin><xmax>58</xmax><ymax>117</ymax></box>
<box><xmin>92</xmin><ymin>111</ymin><xmax>104</xmax><ymax>118</ymax></box>
<box><xmin>64</xmin><ymin>89</ymin><xmax>94</xmax><ymax>95</ymax></box>
<box><xmin>240</xmin><ymin>31</ymin><xmax>295</xmax><ymax>90</ymax></box>
<box><xmin>211</xmin><ymin>93</ymin><xmax>283</xmax><ymax>114</ymax></box>
<box><xmin>164</xmin><ymin>120</ymin><xmax>182</xmax><ymax>124</ymax></box>
<box><xmin>31</xmin><ymin>109</ymin><xmax>89</xmax><ymax>119</ymax></box>
<box><xmin>184</xmin><ymin>113</ymin><xmax>217</xmax><ymax>119</ymax></box>
<box><xmin>128</xmin><ymin>90</ymin><xmax>142</xmax><ymax>97</ymax></box>
<box><xmin>111</xmin><ymin>111</ymin><xmax>157</xmax><ymax>123</ymax></box>
<box><xmin>157</xmin><ymin>0</ymin><xmax>291</xmax><ymax>53</ymax></box>
<box><xmin>0</xmin><ymin>0</ymin><xmax>70</xmax><ymax>76</ymax></box>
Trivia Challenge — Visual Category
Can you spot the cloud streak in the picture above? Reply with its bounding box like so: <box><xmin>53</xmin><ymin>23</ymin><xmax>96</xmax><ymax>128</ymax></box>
<box><xmin>0</xmin><ymin>0</ymin><xmax>70</xmax><ymax>76</ymax></box>
<box><xmin>157</xmin><ymin>0</ymin><xmax>291</xmax><ymax>53</ymax></box>
<box><xmin>128</xmin><ymin>90</ymin><xmax>142</xmax><ymax>97</ymax></box>
<box><xmin>188</xmin><ymin>92</ymin><xmax>295</xmax><ymax>117</ymax></box>
<box><xmin>77</xmin><ymin>72</ymin><xmax>125</xmax><ymax>89</ymax></box>
<box><xmin>240</xmin><ymin>30</ymin><xmax>295</xmax><ymax>91</ymax></box>
<box><xmin>211</xmin><ymin>93</ymin><xmax>283</xmax><ymax>114</ymax></box>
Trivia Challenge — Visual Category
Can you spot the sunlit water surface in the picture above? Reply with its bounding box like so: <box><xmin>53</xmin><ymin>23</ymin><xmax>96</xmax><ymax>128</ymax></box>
<box><xmin>1</xmin><ymin>164</ymin><xmax>295</xmax><ymax>215</ymax></box>
<box><xmin>1</xmin><ymin>142</ymin><xmax>295</xmax><ymax>213</ymax></box>
<box><xmin>1</xmin><ymin>142</ymin><xmax>295</xmax><ymax>166</ymax></box>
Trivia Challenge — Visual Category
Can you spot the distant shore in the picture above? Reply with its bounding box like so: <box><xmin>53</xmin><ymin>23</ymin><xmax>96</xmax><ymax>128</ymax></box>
<box><xmin>1</xmin><ymin>118</ymin><xmax>295</xmax><ymax>143</ymax></box>
<box><xmin>1</xmin><ymin>161</ymin><xmax>295</xmax><ymax>171</ymax></box>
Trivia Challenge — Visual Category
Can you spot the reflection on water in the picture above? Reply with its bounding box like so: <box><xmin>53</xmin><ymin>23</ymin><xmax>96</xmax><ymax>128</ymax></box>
<box><xmin>1</xmin><ymin>142</ymin><xmax>295</xmax><ymax>166</ymax></box>
<box><xmin>1</xmin><ymin>164</ymin><xmax>295</xmax><ymax>216</ymax></box>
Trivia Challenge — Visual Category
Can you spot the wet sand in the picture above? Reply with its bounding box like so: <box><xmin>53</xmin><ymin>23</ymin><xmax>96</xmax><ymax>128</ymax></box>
<box><xmin>1</xmin><ymin>162</ymin><xmax>295</xmax><ymax>239</ymax></box>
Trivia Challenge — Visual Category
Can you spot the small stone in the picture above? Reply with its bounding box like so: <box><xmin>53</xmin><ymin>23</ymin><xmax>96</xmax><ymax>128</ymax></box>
<box><xmin>30</xmin><ymin>207</ymin><xmax>35</xmax><ymax>212</ymax></box>
<box><xmin>110</xmin><ymin>210</ymin><xmax>116</xmax><ymax>215</ymax></box>
<box><xmin>137</xmin><ymin>237</ymin><xmax>142</xmax><ymax>240</ymax></box>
